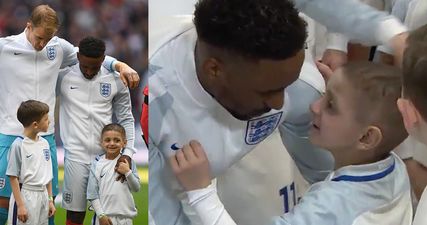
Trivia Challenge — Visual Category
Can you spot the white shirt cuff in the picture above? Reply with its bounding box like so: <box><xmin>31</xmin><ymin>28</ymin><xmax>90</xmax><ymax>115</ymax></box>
<box><xmin>376</xmin><ymin>18</ymin><xmax>407</xmax><ymax>50</ymax></box>
<box><xmin>326</xmin><ymin>33</ymin><xmax>349</xmax><ymax>53</ymax></box>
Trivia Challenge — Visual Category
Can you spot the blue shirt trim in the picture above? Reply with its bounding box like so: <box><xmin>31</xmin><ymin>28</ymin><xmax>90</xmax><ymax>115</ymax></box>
<box><xmin>332</xmin><ymin>159</ymin><xmax>395</xmax><ymax>182</ymax></box>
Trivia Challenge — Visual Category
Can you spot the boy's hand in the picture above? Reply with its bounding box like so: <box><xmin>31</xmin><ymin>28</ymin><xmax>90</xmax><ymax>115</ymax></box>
<box><xmin>99</xmin><ymin>215</ymin><xmax>113</xmax><ymax>225</ymax></box>
<box><xmin>17</xmin><ymin>205</ymin><xmax>28</xmax><ymax>223</ymax></box>
<box><xmin>169</xmin><ymin>140</ymin><xmax>211</xmax><ymax>191</ymax></box>
<box><xmin>48</xmin><ymin>201</ymin><xmax>56</xmax><ymax>217</ymax></box>
<box><xmin>117</xmin><ymin>160</ymin><xmax>131</xmax><ymax>175</ymax></box>
<box><xmin>115</xmin><ymin>155</ymin><xmax>132</xmax><ymax>182</ymax></box>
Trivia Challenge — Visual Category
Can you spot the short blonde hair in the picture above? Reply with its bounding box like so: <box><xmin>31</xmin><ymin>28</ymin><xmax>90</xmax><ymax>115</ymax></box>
<box><xmin>342</xmin><ymin>62</ymin><xmax>407</xmax><ymax>153</ymax></box>
<box><xmin>30</xmin><ymin>4</ymin><xmax>59</xmax><ymax>35</ymax></box>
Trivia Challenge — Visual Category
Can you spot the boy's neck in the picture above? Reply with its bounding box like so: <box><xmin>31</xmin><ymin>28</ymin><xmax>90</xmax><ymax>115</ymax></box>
<box><xmin>332</xmin><ymin>149</ymin><xmax>387</xmax><ymax>170</ymax></box>
<box><xmin>23</xmin><ymin>128</ymin><xmax>39</xmax><ymax>141</ymax></box>
<box><xmin>106</xmin><ymin>152</ymin><xmax>121</xmax><ymax>160</ymax></box>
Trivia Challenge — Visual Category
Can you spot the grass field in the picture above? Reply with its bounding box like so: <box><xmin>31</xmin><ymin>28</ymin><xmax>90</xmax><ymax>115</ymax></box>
<box><xmin>54</xmin><ymin>166</ymin><xmax>148</xmax><ymax>225</ymax></box>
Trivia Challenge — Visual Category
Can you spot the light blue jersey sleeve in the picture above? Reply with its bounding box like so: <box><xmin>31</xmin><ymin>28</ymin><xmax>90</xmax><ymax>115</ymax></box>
<box><xmin>279</xmin><ymin>79</ymin><xmax>334</xmax><ymax>184</ymax></box>
<box><xmin>126</xmin><ymin>159</ymin><xmax>141</xmax><ymax>192</ymax></box>
<box><xmin>294</xmin><ymin>0</ymin><xmax>406</xmax><ymax>45</ymax></box>
<box><xmin>6</xmin><ymin>138</ymin><xmax>23</xmax><ymax>177</ymax></box>
<box><xmin>112</xmin><ymin>74</ymin><xmax>136</xmax><ymax>156</ymax></box>
<box><xmin>86</xmin><ymin>159</ymin><xmax>100</xmax><ymax>200</ymax></box>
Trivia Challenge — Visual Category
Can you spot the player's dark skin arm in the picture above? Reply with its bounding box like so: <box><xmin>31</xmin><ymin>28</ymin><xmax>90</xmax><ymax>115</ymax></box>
<box><xmin>115</xmin><ymin>155</ymin><xmax>132</xmax><ymax>182</ymax></box>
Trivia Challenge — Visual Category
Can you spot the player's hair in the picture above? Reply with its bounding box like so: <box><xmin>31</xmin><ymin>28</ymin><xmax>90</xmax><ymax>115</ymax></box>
<box><xmin>342</xmin><ymin>62</ymin><xmax>407</xmax><ymax>154</ymax></box>
<box><xmin>78</xmin><ymin>36</ymin><xmax>106</xmax><ymax>58</ymax></box>
<box><xmin>402</xmin><ymin>24</ymin><xmax>427</xmax><ymax>121</ymax></box>
<box><xmin>193</xmin><ymin>0</ymin><xmax>306</xmax><ymax>60</ymax></box>
<box><xmin>101</xmin><ymin>123</ymin><xmax>126</xmax><ymax>140</ymax></box>
<box><xmin>17</xmin><ymin>100</ymin><xmax>49</xmax><ymax>128</ymax></box>
<box><xmin>30</xmin><ymin>4</ymin><xmax>59</xmax><ymax>35</ymax></box>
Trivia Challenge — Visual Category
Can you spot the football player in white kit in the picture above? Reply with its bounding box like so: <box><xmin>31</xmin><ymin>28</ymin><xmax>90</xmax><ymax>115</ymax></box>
<box><xmin>6</xmin><ymin>100</ymin><xmax>55</xmax><ymax>225</ymax></box>
<box><xmin>148</xmin><ymin>0</ymin><xmax>409</xmax><ymax>224</ymax></box>
<box><xmin>0</xmin><ymin>5</ymin><xmax>139</xmax><ymax>225</ymax></box>
<box><xmin>87</xmin><ymin>124</ymin><xmax>140</xmax><ymax>225</ymax></box>
<box><xmin>171</xmin><ymin>62</ymin><xmax>413</xmax><ymax>225</ymax></box>
<box><xmin>56</xmin><ymin>37</ymin><xmax>136</xmax><ymax>225</ymax></box>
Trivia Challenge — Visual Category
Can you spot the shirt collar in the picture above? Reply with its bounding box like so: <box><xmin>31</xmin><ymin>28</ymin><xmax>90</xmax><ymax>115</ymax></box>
<box><xmin>328</xmin><ymin>152</ymin><xmax>397</xmax><ymax>182</ymax></box>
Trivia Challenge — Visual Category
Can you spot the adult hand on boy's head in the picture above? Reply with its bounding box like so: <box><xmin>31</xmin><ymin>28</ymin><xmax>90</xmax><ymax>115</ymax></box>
<box><xmin>169</xmin><ymin>140</ymin><xmax>212</xmax><ymax>191</ymax></box>
<box><xmin>389</xmin><ymin>32</ymin><xmax>408</xmax><ymax>68</ymax></box>
<box><xmin>321</xmin><ymin>49</ymin><xmax>348</xmax><ymax>71</ymax></box>
<box><xmin>115</xmin><ymin>155</ymin><xmax>132</xmax><ymax>183</ymax></box>
<box><xmin>316</xmin><ymin>60</ymin><xmax>334</xmax><ymax>83</ymax></box>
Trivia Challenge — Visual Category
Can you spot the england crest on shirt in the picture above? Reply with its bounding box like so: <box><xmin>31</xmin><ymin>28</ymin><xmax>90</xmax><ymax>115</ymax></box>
<box><xmin>100</xmin><ymin>83</ymin><xmax>111</xmax><ymax>97</ymax></box>
<box><xmin>46</xmin><ymin>46</ymin><xmax>56</xmax><ymax>60</ymax></box>
<box><xmin>43</xmin><ymin>149</ymin><xmax>50</xmax><ymax>161</ymax></box>
<box><xmin>245</xmin><ymin>112</ymin><xmax>283</xmax><ymax>145</ymax></box>
<box><xmin>0</xmin><ymin>178</ymin><xmax>5</xmax><ymax>189</ymax></box>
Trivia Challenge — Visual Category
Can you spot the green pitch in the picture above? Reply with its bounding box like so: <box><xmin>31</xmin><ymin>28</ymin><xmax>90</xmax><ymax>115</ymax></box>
<box><xmin>54</xmin><ymin>166</ymin><xmax>148</xmax><ymax>225</ymax></box>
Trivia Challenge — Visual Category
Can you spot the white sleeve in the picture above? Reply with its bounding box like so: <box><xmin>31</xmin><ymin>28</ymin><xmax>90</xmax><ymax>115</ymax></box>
<box><xmin>294</xmin><ymin>0</ymin><xmax>407</xmax><ymax>45</ymax></box>
<box><xmin>6</xmin><ymin>138</ymin><xmax>22</xmax><ymax>177</ymax></box>
<box><xmin>113</xmin><ymin>75</ymin><xmax>136</xmax><ymax>156</ymax></box>
<box><xmin>325</xmin><ymin>32</ymin><xmax>349</xmax><ymax>53</ymax></box>
<box><xmin>58</xmin><ymin>38</ymin><xmax>78</xmax><ymax>68</ymax></box>
<box><xmin>186</xmin><ymin>184</ymin><xmax>237</xmax><ymax>225</ymax></box>
<box><xmin>86</xmin><ymin>160</ymin><xmax>100</xmax><ymax>200</ymax></box>
<box><xmin>125</xmin><ymin>160</ymin><xmax>141</xmax><ymax>192</ymax></box>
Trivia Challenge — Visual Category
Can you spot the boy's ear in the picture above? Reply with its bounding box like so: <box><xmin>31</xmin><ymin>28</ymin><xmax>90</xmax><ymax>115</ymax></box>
<box><xmin>358</xmin><ymin>126</ymin><xmax>382</xmax><ymax>151</ymax></box>
<box><xmin>397</xmin><ymin>98</ymin><xmax>420</xmax><ymax>132</ymax></box>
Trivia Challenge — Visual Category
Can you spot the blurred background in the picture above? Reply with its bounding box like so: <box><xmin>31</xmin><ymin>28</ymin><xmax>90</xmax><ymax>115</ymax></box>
<box><xmin>0</xmin><ymin>0</ymin><xmax>148</xmax><ymax>224</ymax></box>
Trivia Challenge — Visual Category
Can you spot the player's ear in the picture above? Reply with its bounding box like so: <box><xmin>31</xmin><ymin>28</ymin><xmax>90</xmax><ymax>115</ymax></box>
<box><xmin>397</xmin><ymin>98</ymin><xmax>420</xmax><ymax>132</ymax></box>
<box><xmin>203</xmin><ymin>57</ymin><xmax>222</xmax><ymax>80</ymax></box>
<box><xmin>26</xmin><ymin>22</ymin><xmax>31</xmax><ymax>30</ymax></box>
<box><xmin>358</xmin><ymin>126</ymin><xmax>382</xmax><ymax>151</ymax></box>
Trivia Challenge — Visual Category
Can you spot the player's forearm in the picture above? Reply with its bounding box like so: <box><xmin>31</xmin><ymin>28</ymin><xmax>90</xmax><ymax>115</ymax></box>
<box><xmin>47</xmin><ymin>181</ymin><xmax>53</xmax><ymax>197</ymax></box>
<box><xmin>9</xmin><ymin>176</ymin><xmax>25</xmax><ymax>207</ymax></box>
<box><xmin>125</xmin><ymin>170</ymin><xmax>141</xmax><ymax>192</ymax></box>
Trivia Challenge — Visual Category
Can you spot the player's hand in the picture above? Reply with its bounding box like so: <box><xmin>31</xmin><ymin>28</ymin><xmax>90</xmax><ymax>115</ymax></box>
<box><xmin>17</xmin><ymin>205</ymin><xmax>28</xmax><ymax>223</ymax></box>
<box><xmin>169</xmin><ymin>140</ymin><xmax>211</xmax><ymax>191</ymax></box>
<box><xmin>315</xmin><ymin>60</ymin><xmax>334</xmax><ymax>83</ymax></box>
<box><xmin>117</xmin><ymin>160</ymin><xmax>131</xmax><ymax>175</ymax></box>
<box><xmin>48</xmin><ymin>201</ymin><xmax>56</xmax><ymax>217</ymax></box>
<box><xmin>99</xmin><ymin>215</ymin><xmax>113</xmax><ymax>225</ymax></box>
<box><xmin>321</xmin><ymin>49</ymin><xmax>348</xmax><ymax>71</ymax></box>
<box><xmin>389</xmin><ymin>32</ymin><xmax>408</xmax><ymax>68</ymax></box>
<box><xmin>117</xmin><ymin>62</ymin><xmax>140</xmax><ymax>89</ymax></box>
<box><xmin>115</xmin><ymin>155</ymin><xmax>132</xmax><ymax>183</ymax></box>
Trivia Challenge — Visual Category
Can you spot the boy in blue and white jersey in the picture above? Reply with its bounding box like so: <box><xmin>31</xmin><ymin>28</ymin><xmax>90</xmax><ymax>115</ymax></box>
<box><xmin>57</xmin><ymin>37</ymin><xmax>136</xmax><ymax>225</ymax></box>
<box><xmin>172</xmin><ymin>62</ymin><xmax>412</xmax><ymax>225</ymax></box>
<box><xmin>87</xmin><ymin>124</ymin><xmax>140</xmax><ymax>225</ymax></box>
<box><xmin>0</xmin><ymin>5</ymin><xmax>139</xmax><ymax>224</ymax></box>
<box><xmin>6</xmin><ymin>100</ymin><xmax>55</xmax><ymax>225</ymax></box>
